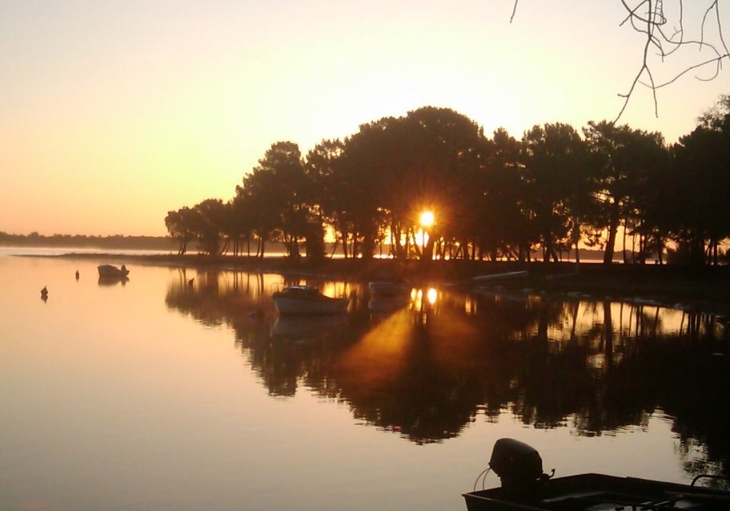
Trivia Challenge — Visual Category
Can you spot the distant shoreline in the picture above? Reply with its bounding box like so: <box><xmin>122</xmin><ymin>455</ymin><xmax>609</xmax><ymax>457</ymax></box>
<box><xmin>39</xmin><ymin>251</ymin><xmax>730</xmax><ymax>311</ymax></box>
<box><xmin>0</xmin><ymin>234</ymin><xmax>652</xmax><ymax>263</ymax></box>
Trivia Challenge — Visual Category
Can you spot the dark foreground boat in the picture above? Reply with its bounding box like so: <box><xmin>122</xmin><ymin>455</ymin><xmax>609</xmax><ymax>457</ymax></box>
<box><xmin>463</xmin><ymin>438</ymin><xmax>730</xmax><ymax>511</ymax></box>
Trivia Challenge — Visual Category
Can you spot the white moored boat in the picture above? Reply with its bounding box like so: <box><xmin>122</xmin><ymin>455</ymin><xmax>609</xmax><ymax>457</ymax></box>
<box><xmin>272</xmin><ymin>285</ymin><xmax>350</xmax><ymax>315</ymax></box>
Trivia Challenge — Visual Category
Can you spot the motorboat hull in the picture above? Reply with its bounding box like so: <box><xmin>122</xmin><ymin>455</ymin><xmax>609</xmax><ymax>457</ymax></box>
<box><xmin>464</xmin><ymin>438</ymin><xmax>730</xmax><ymax>511</ymax></box>
<box><xmin>97</xmin><ymin>264</ymin><xmax>129</xmax><ymax>277</ymax></box>
<box><xmin>464</xmin><ymin>473</ymin><xmax>730</xmax><ymax>511</ymax></box>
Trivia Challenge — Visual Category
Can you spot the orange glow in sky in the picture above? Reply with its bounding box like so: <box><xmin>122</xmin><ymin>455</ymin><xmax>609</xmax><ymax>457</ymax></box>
<box><xmin>1</xmin><ymin>1</ymin><xmax>728</xmax><ymax>236</ymax></box>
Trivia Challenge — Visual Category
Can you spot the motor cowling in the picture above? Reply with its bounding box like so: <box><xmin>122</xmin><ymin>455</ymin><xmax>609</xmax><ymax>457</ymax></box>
<box><xmin>489</xmin><ymin>438</ymin><xmax>548</xmax><ymax>491</ymax></box>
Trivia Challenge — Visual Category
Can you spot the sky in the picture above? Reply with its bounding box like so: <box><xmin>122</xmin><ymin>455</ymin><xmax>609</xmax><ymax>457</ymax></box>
<box><xmin>1</xmin><ymin>0</ymin><xmax>729</xmax><ymax>237</ymax></box>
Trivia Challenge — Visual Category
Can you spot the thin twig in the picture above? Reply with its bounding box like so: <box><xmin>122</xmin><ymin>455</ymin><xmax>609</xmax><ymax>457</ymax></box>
<box><xmin>510</xmin><ymin>0</ymin><xmax>519</xmax><ymax>23</ymax></box>
<box><xmin>509</xmin><ymin>1</ymin><xmax>729</xmax><ymax>120</ymax></box>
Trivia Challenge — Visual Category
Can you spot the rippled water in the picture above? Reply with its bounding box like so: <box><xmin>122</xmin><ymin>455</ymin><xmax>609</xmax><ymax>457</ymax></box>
<box><xmin>1</xmin><ymin>252</ymin><xmax>728</xmax><ymax>511</ymax></box>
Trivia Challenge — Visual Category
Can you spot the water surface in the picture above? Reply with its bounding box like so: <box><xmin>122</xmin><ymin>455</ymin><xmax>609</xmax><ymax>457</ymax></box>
<box><xmin>1</xmin><ymin>252</ymin><xmax>728</xmax><ymax>511</ymax></box>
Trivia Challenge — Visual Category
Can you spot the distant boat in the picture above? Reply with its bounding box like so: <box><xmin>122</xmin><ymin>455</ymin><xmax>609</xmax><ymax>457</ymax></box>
<box><xmin>272</xmin><ymin>285</ymin><xmax>349</xmax><ymax>315</ymax></box>
<box><xmin>97</xmin><ymin>264</ymin><xmax>129</xmax><ymax>278</ymax></box>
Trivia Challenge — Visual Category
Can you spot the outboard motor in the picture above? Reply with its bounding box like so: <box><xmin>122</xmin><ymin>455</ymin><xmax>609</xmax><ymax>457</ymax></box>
<box><xmin>489</xmin><ymin>438</ymin><xmax>552</xmax><ymax>492</ymax></box>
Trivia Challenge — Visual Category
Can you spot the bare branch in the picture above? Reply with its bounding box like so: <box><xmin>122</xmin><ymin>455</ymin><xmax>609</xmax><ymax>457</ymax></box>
<box><xmin>617</xmin><ymin>0</ymin><xmax>729</xmax><ymax>120</ymax></box>
<box><xmin>616</xmin><ymin>9</ymin><xmax>661</xmax><ymax>122</ymax></box>
<box><xmin>509</xmin><ymin>1</ymin><xmax>729</xmax><ymax>120</ymax></box>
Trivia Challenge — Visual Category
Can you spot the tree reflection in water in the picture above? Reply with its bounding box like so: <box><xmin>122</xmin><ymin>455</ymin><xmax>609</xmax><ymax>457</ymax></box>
<box><xmin>164</xmin><ymin>271</ymin><xmax>730</xmax><ymax>477</ymax></box>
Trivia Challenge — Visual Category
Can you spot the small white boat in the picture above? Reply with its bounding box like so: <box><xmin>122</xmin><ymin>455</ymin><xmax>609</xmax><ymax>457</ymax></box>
<box><xmin>368</xmin><ymin>280</ymin><xmax>411</xmax><ymax>296</ymax></box>
<box><xmin>97</xmin><ymin>264</ymin><xmax>129</xmax><ymax>277</ymax></box>
<box><xmin>272</xmin><ymin>285</ymin><xmax>349</xmax><ymax>315</ymax></box>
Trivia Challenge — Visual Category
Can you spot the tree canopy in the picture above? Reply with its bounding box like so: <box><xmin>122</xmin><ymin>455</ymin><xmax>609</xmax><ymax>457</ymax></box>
<box><xmin>166</xmin><ymin>99</ymin><xmax>730</xmax><ymax>266</ymax></box>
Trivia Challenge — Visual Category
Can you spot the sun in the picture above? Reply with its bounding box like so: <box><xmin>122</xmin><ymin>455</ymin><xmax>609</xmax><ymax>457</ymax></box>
<box><xmin>419</xmin><ymin>210</ymin><xmax>434</xmax><ymax>228</ymax></box>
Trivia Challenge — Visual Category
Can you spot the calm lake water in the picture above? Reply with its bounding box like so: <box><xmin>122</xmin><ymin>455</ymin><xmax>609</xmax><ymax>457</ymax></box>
<box><xmin>1</xmin><ymin>250</ymin><xmax>728</xmax><ymax>511</ymax></box>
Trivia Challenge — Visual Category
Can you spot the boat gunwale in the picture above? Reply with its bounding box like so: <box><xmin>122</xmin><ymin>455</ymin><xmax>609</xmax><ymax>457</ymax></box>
<box><xmin>273</xmin><ymin>285</ymin><xmax>346</xmax><ymax>299</ymax></box>
<box><xmin>463</xmin><ymin>473</ymin><xmax>730</xmax><ymax>511</ymax></box>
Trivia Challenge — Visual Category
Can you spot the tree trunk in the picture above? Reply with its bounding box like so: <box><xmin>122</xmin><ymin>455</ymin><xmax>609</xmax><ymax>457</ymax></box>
<box><xmin>340</xmin><ymin>232</ymin><xmax>349</xmax><ymax>259</ymax></box>
<box><xmin>603</xmin><ymin>200</ymin><xmax>620</xmax><ymax>264</ymax></box>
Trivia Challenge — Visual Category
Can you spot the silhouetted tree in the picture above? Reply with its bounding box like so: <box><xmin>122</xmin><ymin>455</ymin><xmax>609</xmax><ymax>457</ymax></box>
<box><xmin>165</xmin><ymin>206</ymin><xmax>199</xmax><ymax>255</ymax></box>
<box><xmin>401</xmin><ymin>107</ymin><xmax>486</xmax><ymax>262</ymax></box>
<box><xmin>228</xmin><ymin>194</ymin><xmax>256</xmax><ymax>256</ymax></box>
<box><xmin>340</xmin><ymin>107</ymin><xmax>487</xmax><ymax>261</ymax></box>
<box><xmin>622</xmin><ymin>131</ymin><xmax>670</xmax><ymax>264</ymax></box>
<box><xmin>340</xmin><ymin>117</ymin><xmax>398</xmax><ymax>259</ymax></box>
<box><xmin>584</xmin><ymin>122</ymin><xmax>668</xmax><ymax>264</ymax></box>
<box><xmin>520</xmin><ymin>123</ymin><xmax>589</xmax><ymax>262</ymax></box>
<box><xmin>669</xmin><ymin>96</ymin><xmax>730</xmax><ymax>265</ymax></box>
<box><xmin>259</xmin><ymin>142</ymin><xmax>309</xmax><ymax>258</ymax></box>
<box><xmin>304</xmin><ymin>139</ymin><xmax>346</xmax><ymax>260</ymax></box>
<box><xmin>193</xmin><ymin>199</ymin><xmax>227</xmax><ymax>255</ymax></box>
<box><xmin>235</xmin><ymin>175</ymin><xmax>276</xmax><ymax>258</ymax></box>
<box><xmin>236</xmin><ymin>142</ymin><xmax>308</xmax><ymax>258</ymax></box>
<box><xmin>463</xmin><ymin>128</ymin><xmax>544</xmax><ymax>261</ymax></box>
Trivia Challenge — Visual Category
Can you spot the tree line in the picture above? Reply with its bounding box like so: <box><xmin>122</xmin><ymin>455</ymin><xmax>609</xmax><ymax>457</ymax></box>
<box><xmin>165</xmin><ymin>95</ymin><xmax>730</xmax><ymax>266</ymax></box>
